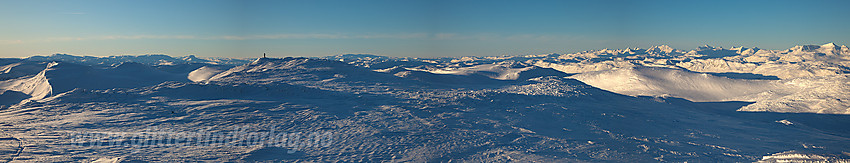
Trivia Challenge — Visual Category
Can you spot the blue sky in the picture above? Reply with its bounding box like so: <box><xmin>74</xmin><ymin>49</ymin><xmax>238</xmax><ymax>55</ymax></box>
<box><xmin>1</xmin><ymin>0</ymin><xmax>848</xmax><ymax>58</ymax></box>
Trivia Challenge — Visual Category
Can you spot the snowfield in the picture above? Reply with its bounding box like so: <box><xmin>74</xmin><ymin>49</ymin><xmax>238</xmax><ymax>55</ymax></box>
<box><xmin>1</xmin><ymin>43</ymin><xmax>850</xmax><ymax>162</ymax></box>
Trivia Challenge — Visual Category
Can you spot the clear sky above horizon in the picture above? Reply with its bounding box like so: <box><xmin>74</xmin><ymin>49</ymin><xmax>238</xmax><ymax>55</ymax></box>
<box><xmin>1</xmin><ymin>0</ymin><xmax>849</xmax><ymax>58</ymax></box>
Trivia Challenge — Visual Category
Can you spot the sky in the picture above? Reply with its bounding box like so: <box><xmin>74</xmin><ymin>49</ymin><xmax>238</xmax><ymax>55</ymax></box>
<box><xmin>1</xmin><ymin>0</ymin><xmax>849</xmax><ymax>58</ymax></box>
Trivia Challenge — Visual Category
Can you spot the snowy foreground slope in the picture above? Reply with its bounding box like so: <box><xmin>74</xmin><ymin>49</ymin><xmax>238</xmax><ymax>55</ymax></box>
<box><xmin>0</xmin><ymin>44</ymin><xmax>849</xmax><ymax>162</ymax></box>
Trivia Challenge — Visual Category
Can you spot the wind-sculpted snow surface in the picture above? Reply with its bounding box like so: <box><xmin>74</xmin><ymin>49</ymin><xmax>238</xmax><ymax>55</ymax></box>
<box><xmin>1</xmin><ymin>43</ymin><xmax>850</xmax><ymax>162</ymax></box>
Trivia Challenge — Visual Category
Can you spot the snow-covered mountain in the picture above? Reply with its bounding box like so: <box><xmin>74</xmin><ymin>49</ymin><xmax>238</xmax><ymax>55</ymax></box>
<box><xmin>2</xmin><ymin>44</ymin><xmax>850</xmax><ymax>162</ymax></box>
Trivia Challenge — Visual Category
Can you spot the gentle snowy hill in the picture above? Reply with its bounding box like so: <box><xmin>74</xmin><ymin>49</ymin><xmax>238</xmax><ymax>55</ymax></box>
<box><xmin>47</xmin><ymin>62</ymin><xmax>189</xmax><ymax>94</ymax></box>
<box><xmin>209</xmin><ymin>57</ymin><xmax>406</xmax><ymax>84</ymax></box>
<box><xmin>205</xmin><ymin>57</ymin><xmax>430</xmax><ymax>95</ymax></box>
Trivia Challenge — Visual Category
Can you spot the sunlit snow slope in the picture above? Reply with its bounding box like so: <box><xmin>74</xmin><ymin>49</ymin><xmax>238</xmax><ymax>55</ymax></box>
<box><xmin>569</xmin><ymin>67</ymin><xmax>785</xmax><ymax>102</ymax></box>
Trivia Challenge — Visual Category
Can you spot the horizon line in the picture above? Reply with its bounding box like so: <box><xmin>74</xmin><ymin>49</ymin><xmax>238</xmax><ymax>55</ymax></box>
<box><xmin>9</xmin><ymin>42</ymin><xmax>844</xmax><ymax>59</ymax></box>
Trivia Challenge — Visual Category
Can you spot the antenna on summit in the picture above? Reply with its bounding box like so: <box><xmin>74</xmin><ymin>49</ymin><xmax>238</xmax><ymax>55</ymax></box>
<box><xmin>263</xmin><ymin>53</ymin><xmax>267</xmax><ymax>58</ymax></box>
